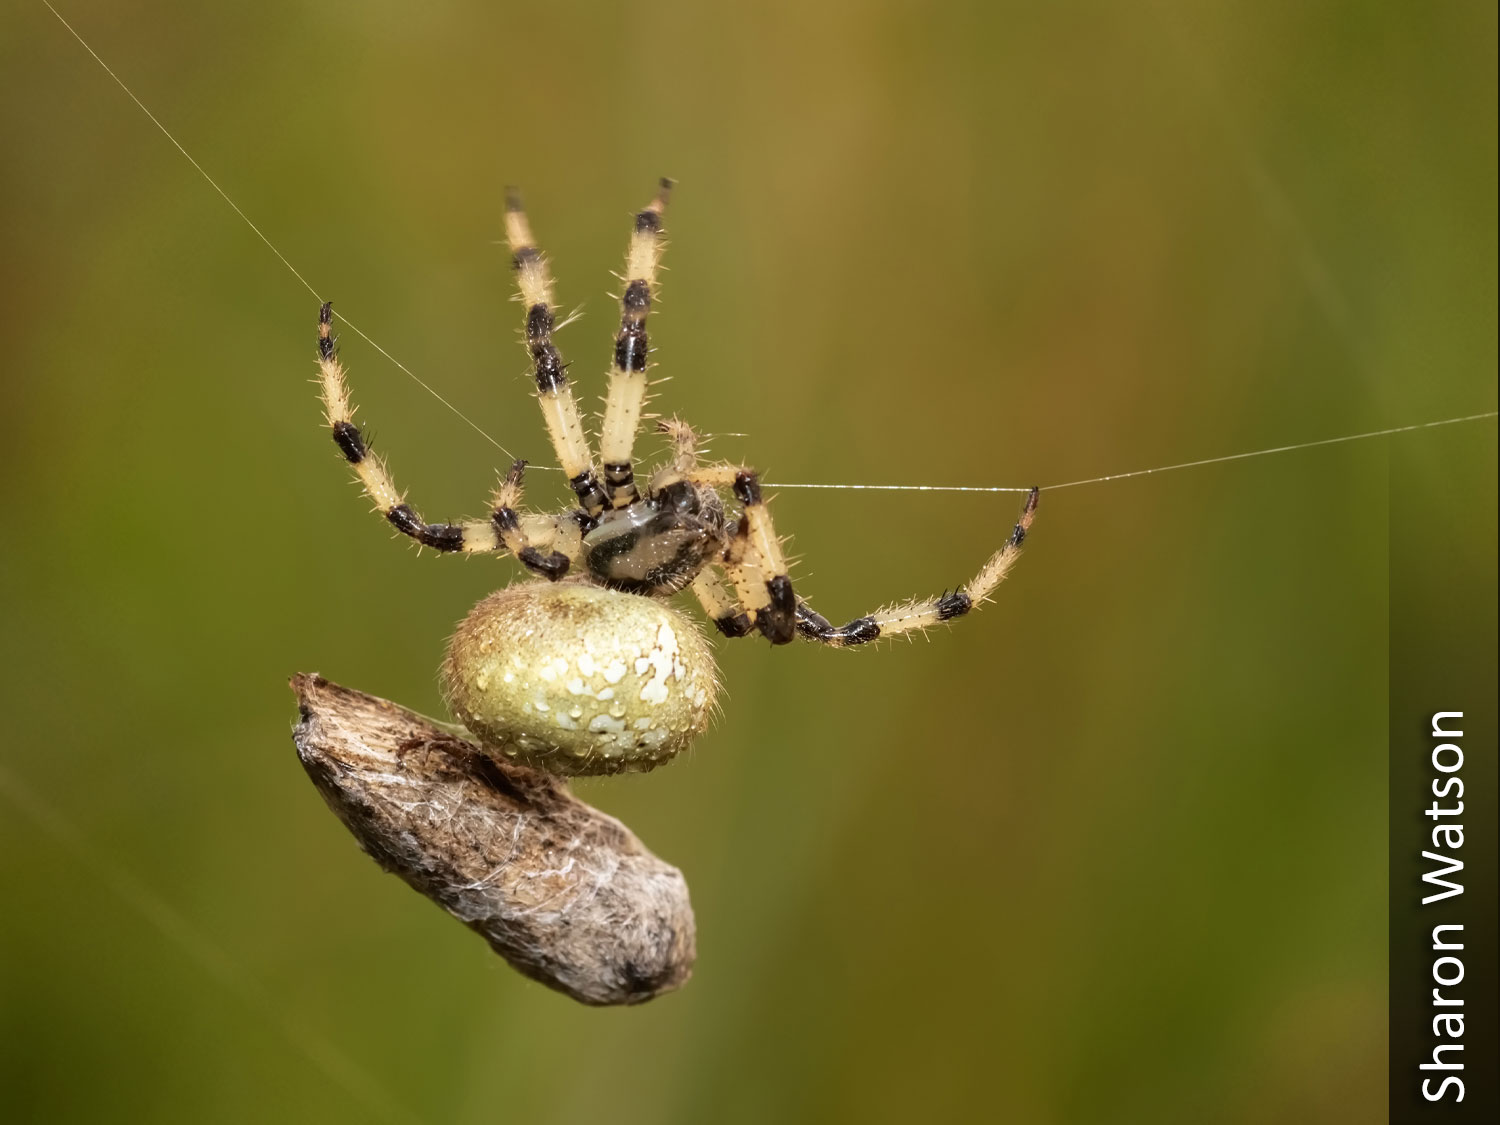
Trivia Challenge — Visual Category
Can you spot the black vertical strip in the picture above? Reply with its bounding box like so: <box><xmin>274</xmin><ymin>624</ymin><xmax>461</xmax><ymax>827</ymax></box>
<box><xmin>1388</xmin><ymin>431</ymin><xmax>1499</xmax><ymax>1123</ymax></box>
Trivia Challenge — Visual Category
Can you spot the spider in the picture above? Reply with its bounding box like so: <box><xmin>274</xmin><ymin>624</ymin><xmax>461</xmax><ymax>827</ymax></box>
<box><xmin>315</xmin><ymin>179</ymin><xmax>1039</xmax><ymax>776</ymax></box>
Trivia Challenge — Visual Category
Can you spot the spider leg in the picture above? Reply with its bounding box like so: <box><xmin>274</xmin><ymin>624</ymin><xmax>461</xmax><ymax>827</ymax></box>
<box><xmin>689</xmin><ymin>567</ymin><xmax>755</xmax><ymax>637</ymax></box>
<box><xmin>316</xmin><ymin>302</ymin><xmax>502</xmax><ymax>555</ymax></box>
<box><xmin>672</xmin><ymin>466</ymin><xmax>796</xmax><ymax>644</ymax></box>
<box><xmin>504</xmin><ymin>190</ymin><xmax>607</xmax><ymax>517</ymax></box>
<box><xmin>794</xmin><ymin>488</ymin><xmax>1040</xmax><ymax>646</ymax></box>
<box><xmin>489</xmin><ymin>459</ymin><xmax>582</xmax><ymax>581</ymax></box>
<box><xmin>599</xmin><ymin>178</ymin><xmax>673</xmax><ymax>509</ymax></box>
<box><xmin>720</xmin><ymin>514</ymin><xmax>770</xmax><ymax>629</ymax></box>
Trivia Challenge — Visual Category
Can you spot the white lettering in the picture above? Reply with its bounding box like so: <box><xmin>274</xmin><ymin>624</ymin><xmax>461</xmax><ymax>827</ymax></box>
<box><xmin>1421</xmin><ymin>852</ymin><xmax>1464</xmax><ymax>903</ymax></box>
<box><xmin>1432</xmin><ymin>776</ymin><xmax>1464</xmax><ymax>799</ymax></box>
<box><xmin>1419</xmin><ymin>1044</ymin><xmax>1464</xmax><ymax>1071</ymax></box>
<box><xmin>1432</xmin><ymin>924</ymin><xmax>1464</xmax><ymax>950</ymax></box>
<box><xmin>1433</xmin><ymin>957</ymin><xmax>1464</xmax><ymax>987</ymax></box>
<box><xmin>1422</xmin><ymin>1076</ymin><xmax>1465</xmax><ymax>1102</ymax></box>
<box><xmin>1432</xmin><ymin>743</ymin><xmax>1463</xmax><ymax>772</ymax></box>
<box><xmin>1431</xmin><ymin>712</ymin><xmax>1463</xmax><ymax>737</ymax></box>
<box><xmin>1432</xmin><ymin>825</ymin><xmax>1465</xmax><ymax>849</ymax></box>
<box><xmin>1433</xmin><ymin>1014</ymin><xmax>1465</xmax><ymax>1037</ymax></box>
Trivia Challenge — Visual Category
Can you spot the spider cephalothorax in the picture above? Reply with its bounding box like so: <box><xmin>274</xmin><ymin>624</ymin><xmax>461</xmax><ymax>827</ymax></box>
<box><xmin>315</xmin><ymin>180</ymin><xmax>1038</xmax><ymax>775</ymax></box>
<box><xmin>581</xmin><ymin>477</ymin><xmax>727</xmax><ymax>596</ymax></box>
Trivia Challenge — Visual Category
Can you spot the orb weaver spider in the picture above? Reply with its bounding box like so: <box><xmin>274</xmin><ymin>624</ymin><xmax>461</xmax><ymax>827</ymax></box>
<box><xmin>315</xmin><ymin>180</ymin><xmax>1039</xmax><ymax>776</ymax></box>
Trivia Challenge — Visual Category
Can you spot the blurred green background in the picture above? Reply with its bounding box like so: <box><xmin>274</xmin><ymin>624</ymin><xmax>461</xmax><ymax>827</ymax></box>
<box><xmin>1</xmin><ymin>2</ymin><xmax>1495</xmax><ymax>1122</ymax></box>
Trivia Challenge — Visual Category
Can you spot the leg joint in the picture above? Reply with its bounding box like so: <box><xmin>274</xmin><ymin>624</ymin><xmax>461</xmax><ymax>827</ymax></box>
<box><xmin>935</xmin><ymin>591</ymin><xmax>972</xmax><ymax>620</ymax></box>
<box><xmin>795</xmin><ymin>604</ymin><xmax>881</xmax><ymax>646</ymax></box>
<box><xmin>569</xmin><ymin>469</ymin><xmax>608</xmax><ymax>514</ymax></box>
<box><xmin>733</xmin><ymin>470</ymin><xmax>762</xmax><ymax>506</ymax></box>
<box><xmin>525</xmin><ymin>303</ymin><xmax>554</xmax><ymax>341</ymax></box>
<box><xmin>532</xmin><ymin>343</ymin><xmax>566</xmax><ymax>392</ymax></box>
<box><xmin>317</xmin><ymin>301</ymin><xmax>336</xmax><ymax>359</ymax></box>
<box><xmin>518</xmin><ymin>547</ymin><xmax>571</xmax><ymax>580</ymax></box>
<box><xmin>331</xmin><ymin>420</ymin><xmax>365</xmax><ymax>463</ymax></box>
<box><xmin>757</xmin><ymin>575</ymin><xmax>797</xmax><ymax>644</ymax></box>
<box><xmin>714</xmin><ymin>612</ymin><xmax>755</xmax><ymax>638</ymax></box>
<box><xmin>387</xmin><ymin>504</ymin><xmax>465</xmax><ymax>552</ymax></box>
<box><xmin>622</xmin><ymin>279</ymin><xmax>651</xmax><ymax>313</ymax></box>
<box><xmin>614</xmin><ymin>325</ymin><xmax>649</xmax><ymax>372</ymax></box>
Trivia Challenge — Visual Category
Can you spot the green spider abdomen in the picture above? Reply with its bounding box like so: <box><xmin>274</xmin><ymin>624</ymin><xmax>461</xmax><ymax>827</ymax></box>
<box><xmin>441</xmin><ymin>581</ymin><xmax>720</xmax><ymax>776</ymax></box>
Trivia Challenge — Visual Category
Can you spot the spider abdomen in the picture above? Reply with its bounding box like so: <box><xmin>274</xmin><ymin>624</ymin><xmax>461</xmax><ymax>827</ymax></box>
<box><xmin>442</xmin><ymin>582</ymin><xmax>719</xmax><ymax>776</ymax></box>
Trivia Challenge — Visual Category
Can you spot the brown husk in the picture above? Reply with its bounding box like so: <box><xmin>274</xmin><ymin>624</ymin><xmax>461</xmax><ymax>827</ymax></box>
<box><xmin>291</xmin><ymin>673</ymin><xmax>695</xmax><ymax>1006</ymax></box>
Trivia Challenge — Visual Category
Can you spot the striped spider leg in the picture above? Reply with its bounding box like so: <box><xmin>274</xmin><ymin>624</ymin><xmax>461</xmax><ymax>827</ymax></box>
<box><xmin>503</xmin><ymin>189</ymin><xmax>608</xmax><ymax>517</ymax></box>
<box><xmin>793</xmin><ymin>487</ymin><xmax>1041</xmax><ymax>646</ymax></box>
<box><xmin>677</xmin><ymin>468</ymin><xmax>1038</xmax><ymax>647</ymax></box>
<box><xmin>315</xmin><ymin>304</ymin><xmax>580</xmax><ymax>579</ymax></box>
<box><xmin>648</xmin><ymin>454</ymin><xmax>798</xmax><ymax>644</ymax></box>
<box><xmin>598</xmin><ymin>178</ymin><xmax>673</xmax><ymax>509</ymax></box>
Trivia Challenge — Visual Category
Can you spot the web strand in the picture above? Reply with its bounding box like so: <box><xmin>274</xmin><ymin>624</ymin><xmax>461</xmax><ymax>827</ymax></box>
<box><xmin>765</xmin><ymin>412</ymin><xmax>1500</xmax><ymax>495</ymax></box>
<box><xmin>40</xmin><ymin>0</ymin><xmax>515</xmax><ymax>462</ymax></box>
<box><xmin>42</xmin><ymin>0</ymin><xmax>1498</xmax><ymax>504</ymax></box>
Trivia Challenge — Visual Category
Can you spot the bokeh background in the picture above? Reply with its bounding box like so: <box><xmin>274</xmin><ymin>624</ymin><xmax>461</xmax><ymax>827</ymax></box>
<box><xmin>2</xmin><ymin>2</ymin><xmax>1495</xmax><ymax>1122</ymax></box>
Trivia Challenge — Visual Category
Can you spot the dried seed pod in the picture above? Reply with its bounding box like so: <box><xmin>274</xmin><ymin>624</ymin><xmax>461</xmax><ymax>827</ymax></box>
<box><xmin>291</xmin><ymin>673</ymin><xmax>695</xmax><ymax>1006</ymax></box>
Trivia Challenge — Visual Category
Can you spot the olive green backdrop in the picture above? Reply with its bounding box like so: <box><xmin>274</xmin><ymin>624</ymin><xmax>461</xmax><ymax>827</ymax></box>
<box><xmin>1</xmin><ymin>2</ymin><xmax>1495</xmax><ymax>1123</ymax></box>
